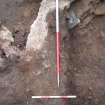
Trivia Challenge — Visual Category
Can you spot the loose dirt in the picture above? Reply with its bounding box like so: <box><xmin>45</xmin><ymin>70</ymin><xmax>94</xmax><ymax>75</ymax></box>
<box><xmin>0</xmin><ymin>0</ymin><xmax>105</xmax><ymax>105</ymax></box>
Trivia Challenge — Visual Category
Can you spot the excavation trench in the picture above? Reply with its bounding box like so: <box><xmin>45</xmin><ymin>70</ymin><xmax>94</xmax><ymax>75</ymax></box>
<box><xmin>34</xmin><ymin>4</ymin><xmax>105</xmax><ymax>105</ymax></box>
<box><xmin>0</xmin><ymin>0</ymin><xmax>105</xmax><ymax>105</ymax></box>
<box><xmin>65</xmin><ymin>16</ymin><xmax>105</xmax><ymax>105</ymax></box>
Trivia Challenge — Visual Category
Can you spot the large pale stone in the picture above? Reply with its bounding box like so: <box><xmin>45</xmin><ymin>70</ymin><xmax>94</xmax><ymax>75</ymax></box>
<box><xmin>0</xmin><ymin>25</ymin><xmax>21</xmax><ymax>57</ymax></box>
<box><xmin>26</xmin><ymin>0</ymin><xmax>73</xmax><ymax>51</ymax></box>
<box><xmin>0</xmin><ymin>25</ymin><xmax>14</xmax><ymax>43</ymax></box>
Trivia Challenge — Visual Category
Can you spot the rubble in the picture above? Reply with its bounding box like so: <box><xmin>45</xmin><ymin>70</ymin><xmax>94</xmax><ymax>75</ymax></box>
<box><xmin>0</xmin><ymin>25</ymin><xmax>14</xmax><ymax>43</ymax></box>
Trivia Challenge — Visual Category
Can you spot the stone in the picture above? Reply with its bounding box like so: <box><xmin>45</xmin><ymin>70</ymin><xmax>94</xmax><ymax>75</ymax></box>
<box><xmin>66</xmin><ymin>10</ymin><xmax>80</xmax><ymax>29</ymax></box>
<box><xmin>26</xmin><ymin>0</ymin><xmax>74</xmax><ymax>51</ymax></box>
<box><xmin>0</xmin><ymin>25</ymin><xmax>14</xmax><ymax>43</ymax></box>
<box><xmin>94</xmin><ymin>4</ymin><xmax>105</xmax><ymax>15</ymax></box>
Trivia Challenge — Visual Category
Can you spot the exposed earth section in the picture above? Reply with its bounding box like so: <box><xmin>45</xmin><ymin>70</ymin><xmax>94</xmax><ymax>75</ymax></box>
<box><xmin>0</xmin><ymin>0</ymin><xmax>105</xmax><ymax>105</ymax></box>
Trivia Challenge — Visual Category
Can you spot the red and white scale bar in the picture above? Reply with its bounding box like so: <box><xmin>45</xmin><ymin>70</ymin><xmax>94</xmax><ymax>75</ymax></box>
<box><xmin>56</xmin><ymin>0</ymin><xmax>60</xmax><ymax>88</ymax></box>
<box><xmin>32</xmin><ymin>0</ymin><xmax>77</xmax><ymax>99</ymax></box>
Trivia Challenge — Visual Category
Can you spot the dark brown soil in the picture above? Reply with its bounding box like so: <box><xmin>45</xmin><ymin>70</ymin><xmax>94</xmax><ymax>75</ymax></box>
<box><xmin>47</xmin><ymin>0</ymin><xmax>105</xmax><ymax>104</ymax></box>
<box><xmin>0</xmin><ymin>0</ymin><xmax>105</xmax><ymax>105</ymax></box>
<box><xmin>0</xmin><ymin>0</ymin><xmax>41</xmax><ymax>50</ymax></box>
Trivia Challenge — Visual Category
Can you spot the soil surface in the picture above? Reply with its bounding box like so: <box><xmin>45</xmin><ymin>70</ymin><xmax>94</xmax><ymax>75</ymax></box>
<box><xmin>0</xmin><ymin>0</ymin><xmax>41</xmax><ymax>49</ymax></box>
<box><xmin>0</xmin><ymin>0</ymin><xmax>105</xmax><ymax>105</ymax></box>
